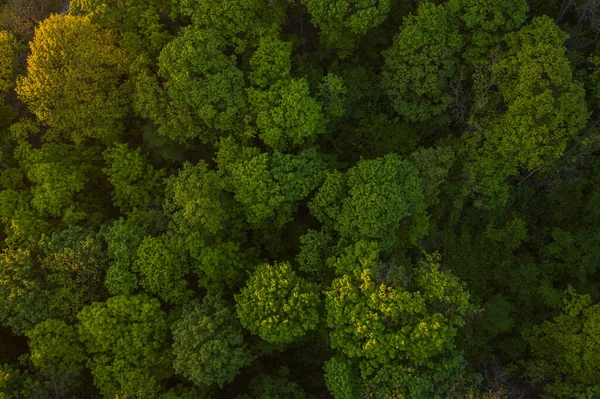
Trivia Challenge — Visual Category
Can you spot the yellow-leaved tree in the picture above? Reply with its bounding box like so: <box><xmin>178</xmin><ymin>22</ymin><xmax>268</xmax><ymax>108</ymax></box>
<box><xmin>16</xmin><ymin>14</ymin><xmax>128</xmax><ymax>144</ymax></box>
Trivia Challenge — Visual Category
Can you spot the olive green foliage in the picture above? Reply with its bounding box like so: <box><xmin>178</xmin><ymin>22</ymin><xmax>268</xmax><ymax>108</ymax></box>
<box><xmin>149</xmin><ymin>27</ymin><xmax>246</xmax><ymax>143</ymax></box>
<box><xmin>103</xmin><ymin>143</ymin><xmax>166</xmax><ymax>213</ymax></box>
<box><xmin>489</xmin><ymin>16</ymin><xmax>589</xmax><ymax>170</ymax></box>
<box><xmin>173</xmin><ymin>0</ymin><xmax>284</xmax><ymax>54</ymax></box>
<box><xmin>103</xmin><ymin>218</ymin><xmax>146</xmax><ymax>295</ymax></box>
<box><xmin>382</xmin><ymin>2</ymin><xmax>463</xmax><ymax>122</ymax></box>
<box><xmin>236</xmin><ymin>262</ymin><xmax>321</xmax><ymax>345</ymax></box>
<box><xmin>0</xmin><ymin>363</ymin><xmax>41</xmax><ymax>398</ymax></box>
<box><xmin>0</xmin><ymin>0</ymin><xmax>63</xmax><ymax>40</ymax></box>
<box><xmin>447</xmin><ymin>0</ymin><xmax>529</xmax><ymax>63</ymax></box>
<box><xmin>523</xmin><ymin>288</ymin><xmax>600</xmax><ymax>398</ymax></box>
<box><xmin>25</xmin><ymin>319</ymin><xmax>86</xmax><ymax>394</ymax></box>
<box><xmin>16</xmin><ymin>14</ymin><xmax>128</xmax><ymax>144</ymax></box>
<box><xmin>135</xmin><ymin>235</ymin><xmax>191</xmax><ymax>304</ymax></box>
<box><xmin>77</xmin><ymin>294</ymin><xmax>172</xmax><ymax>398</ymax></box>
<box><xmin>237</xmin><ymin>367</ymin><xmax>308</xmax><ymax>399</ymax></box>
<box><xmin>249</xmin><ymin>36</ymin><xmax>292</xmax><ymax>88</ymax></box>
<box><xmin>164</xmin><ymin>160</ymin><xmax>243</xmax><ymax>237</ymax></box>
<box><xmin>310</xmin><ymin>154</ymin><xmax>424</xmax><ymax>248</ymax></box>
<box><xmin>302</xmin><ymin>0</ymin><xmax>392</xmax><ymax>55</ymax></box>
<box><xmin>0</xmin><ymin>31</ymin><xmax>18</xmax><ymax>93</ymax></box>
<box><xmin>297</xmin><ymin>229</ymin><xmax>332</xmax><ymax>275</ymax></box>
<box><xmin>17</xmin><ymin>142</ymin><xmax>104</xmax><ymax>226</ymax></box>
<box><xmin>39</xmin><ymin>228</ymin><xmax>109</xmax><ymax>322</ymax></box>
<box><xmin>172</xmin><ymin>294</ymin><xmax>252</xmax><ymax>388</ymax></box>
<box><xmin>3</xmin><ymin>0</ymin><xmax>600</xmax><ymax>397</ymax></box>
<box><xmin>0</xmin><ymin>249</ymin><xmax>51</xmax><ymax>335</ymax></box>
<box><xmin>69</xmin><ymin>0</ymin><xmax>172</xmax><ymax>60</ymax></box>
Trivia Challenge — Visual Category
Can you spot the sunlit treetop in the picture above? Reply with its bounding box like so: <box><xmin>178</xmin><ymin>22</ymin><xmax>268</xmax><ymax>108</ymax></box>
<box><xmin>16</xmin><ymin>14</ymin><xmax>129</xmax><ymax>144</ymax></box>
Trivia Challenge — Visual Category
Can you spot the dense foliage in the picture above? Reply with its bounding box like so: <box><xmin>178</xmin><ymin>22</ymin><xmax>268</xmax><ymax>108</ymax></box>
<box><xmin>1</xmin><ymin>0</ymin><xmax>600</xmax><ymax>397</ymax></box>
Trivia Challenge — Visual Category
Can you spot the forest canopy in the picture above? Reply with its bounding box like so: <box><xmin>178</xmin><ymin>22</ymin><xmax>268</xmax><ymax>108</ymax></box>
<box><xmin>1</xmin><ymin>0</ymin><xmax>600</xmax><ymax>398</ymax></box>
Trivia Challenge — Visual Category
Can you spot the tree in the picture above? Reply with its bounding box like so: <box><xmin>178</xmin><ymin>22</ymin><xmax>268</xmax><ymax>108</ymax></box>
<box><xmin>237</xmin><ymin>367</ymin><xmax>308</xmax><ymax>399</ymax></box>
<box><xmin>172</xmin><ymin>0</ymin><xmax>284</xmax><ymax>54</ymax></box>
<box><xmin>25</xmin><ymin>319</ymin><xmax>87</xmax><ymax>397</ymax></box>
<box><xmin>523</xmin><ymin>287</ymin><xmax>600</xmax><ymax>398</ymax></box>
<box><xmin>249</xmin><ymin>35</ymin><xmax>292</xmax><ymax>88</ymax></box>
<box><xmin>134</xmin><ymin>235</ymin><xmax>191</xmax><ymax>305</ymax></box>
<box><xmin>149</xmin><ymin>27</ymin><xmax>246</xmax><ymax>144</ymax></box>
<box><xmin>0</xmin><ymin>31</ymin><xmax>19</xmax><ymax>93</ymax></box>
<box><xmin>486</xmin><ymin>16</ymin><xmax>589</xmax><ymax>170</ymax></box>
<box><xmin>447</xmin><ymin>0</ymin><xmax>529</xmax><ymax>64</ymax></box>
<box><xmin>164</xmin><ymin>160</ymin><xmax>245</xmax><ymax>239</ymax></box>
<box><xmin>39</xmin><ymin>227</ymin><xmax>109</xmax><ymax>323</ymax></box>
<box><xmin>301</xmin><ymin>0</ymin><xmax>393</xmax><ymax>56</ymax></box>
<box><xmin>103</xmin><ymin>218</ymin><xmax>146</xmax><ymax>295</ymax></box>
<box><xmin>171</xmin><ymin>294</ymin><xmax>253</xmax><ymax>388</ymax></box>
<box><xmin>16</xmin><ymin>142</ymin><xmax>105</xmax><ymax>226</ymax></box>
<box><xmin>218</xmin><ymin>145</ymin><xmax>328</xmax><ymax>230</ymax></box>
<box><xmin>381</xmin><ymin>2</ymin><xmax>463</xmax><ymax>122</ymax></box>
<box><xmin>310</xmin><ymin>154</ymin><xmax>425</xmax><ymax>249</ymax></box>
<box><xmin>16</xmin><ymin>14</ymin><xmax>128</xmax><ymax>144</ymax></box>
<box><xmin>465</xmin><ymin>16</ymin><xmax>590</xmax><ymax>208</ymax></box>
<box><xmin>0</xmin><ymin>0</ymin><xmax>63</xmax><ymax>40</ymax></box>
<box><xmin>103</xmin><ymin>143</ymin><xmax>166</xmax><ymax>213</ymax></box>
<box><xmin>235</xmin><ymin>262</ymin><xmax>321</xmax><ymax>345</ymax></box>
<box><xmin>77</xmin><ymin>294</ymin><xmax>172</xmax><ymax>398</ymax></box>
<box><xmin>0</xmin><ymin>248</ymin><xmax>51</xmax><ymax>335</ymax></box>
<box><xmin>69</xmin><ymin>0</ymin><xmax>172</xmax><ymax>61</ymax></box>
<box><xmin>248</xmin><ymin>78</ymin><xmax>326</xmax><ymax>151</ymax></box>
<box><xmin>324</xmin><ymin>253</ymin><xmax>479</xmax><ymax>398</ymax></box>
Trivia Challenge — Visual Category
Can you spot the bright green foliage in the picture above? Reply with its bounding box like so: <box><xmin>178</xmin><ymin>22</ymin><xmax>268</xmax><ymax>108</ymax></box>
<box><xmin>447</xmin><ymin>0</ymin><xmax>528</xmax><ymax>63</ymax></box>
<box><xmin>154</xmin><ymin>27</ymin><xmax>246</xmax><ymax>143</ymax></box>
<box><xmin>164</xmin><ymin>161</ymin><xmax>244</xmax><ymax>238</ymax></box>
<box><xmin>310</xmin><ymin>154</ymin><xmax>424</xmax><ymax>249</ymax></box>
<box><xmin>523</xmin><ymin>288</ymin><xmax>600</xmax><ymax>398</ymax></box>
<box><xmin>103</xmin><ymin>218</ymin><xmax>146</xmax><ymax>295</ymax></box>
<box><xmin>171</xmin><ymin>294</ymin><xmax>252</xmax><ymax>388</ymax></box>
<box><xmin>25</xmin><ymin>319</ymin><xmax>86</xmax><ymax>393</ymax></box>
<box><xmin>248</xmin><ymin>78</ymin><xmax>325</xmax><ymax>151</ymax></box>
<box><xmin>16</xmin><ymin>14</ymin><xmax>128</xmax><ymax>144</ymax></box>
<box><xmin>69</xmin><ymin>0</ymin><xmax>172</xmax><ymax>60</ymax></box>
<box><xmin>172</xmin><ymin>0</ymin><xmax>284</xmax><ymax>54</ymax></box>
<box><xmin>0</xmin><ymin>31</ymin><xmax>18</xmax><ymax>93</ymax></box>
<box><xmin>235</xmin><ymin>262</ymin><xmax>321</xmax><ymax>345</ymax></box>
<box><xmin>237</xmin><ymin>367</ymin><xmax>308</xmax><ymax>399</ymax></box>
<box><xmin>382</xmin><ymin>2</ymin><xmax>463</xmax><ymax>122</ymax></box>
<box><xmin>222</xmin><ymin>148</ymin><xmax>328</xmax><ymax>229</ymax></box>
<box><xmin>328</xmin><ymin>240</ymin><xmax>380</xmax><ymax>277</ymax></box>
<box><xmin>0</xmin><ymin>248</ymin><xmax>51</xmax><ymax>335</ymax></box>
<box><xmin>77</xmin><ymin>294</ymin><xmax>172</xmax><ymax>398</ymax></box>
<box><xmin>325</xmin><ymin>254</ymin><xmax>477</xmax><ymax>397</ymax></box>
<box><xmin>134</xmin><ymin>235</ymin><xmax>191</xmax><ymax>304</ymax></box>
<box><xmin>103</xmin><ymin>143</ymin><xmax>166</xmax><ymax>212</ymax></box>
<box><xmin>302</xmin><ymin>0</ymin><xmax>392</xmax><ymax>55</ymax></box>
<box><xmin>249</xmin><ymin>35</ymin><xmax>292</xmax><ymax>88</ymax></box>
<box><xmin>487</xmin><ymin>16</ymin><xmax>589</xmax><ymax>170</ymax></box>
